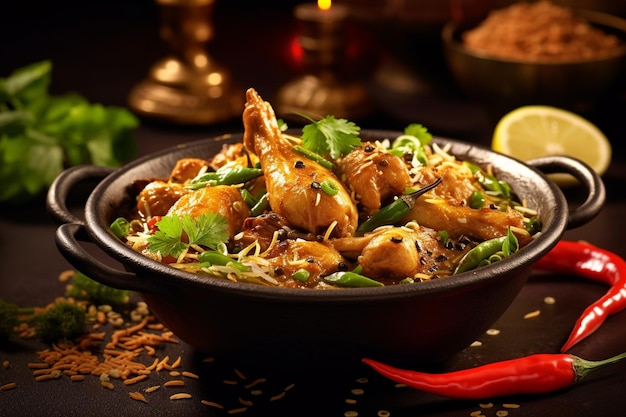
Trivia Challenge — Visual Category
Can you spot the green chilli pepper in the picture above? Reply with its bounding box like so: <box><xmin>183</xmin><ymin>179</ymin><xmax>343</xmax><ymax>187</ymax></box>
<box><xmin>357</xmin><ymin>177</ymin><xmax>442</xmax><ymax>234</ymax></box>
<box><xmin>454</xmin><ymin>228</ymin><xmax>519</xmax><ymax>274</ymax></box>
<box><xmin>292</xmin><ymin>269</ymin><xmax>310</xmax><ymax>283</ymax></box>
<box><xmin>188</xmin><ymin>166</ymin><xmax>263</xmax><ymax>190</ymax></box>
<box><xmin>525</xmin><ymin>217</ymin><xmax>542</xmax><ymax>235</ymax></box>
<box><xmin>464</xmin><ymin>162</ymin><xmax>512</xmax><ymax>199</ymax></box>
<box><xmin>469</xmin><ymin>191</ymin><xmax>486</xmax><ymax>209</ymax></box>
<box><xmin>293</xmin><ymin>145</ymin><xmax>334</xmax><ymax>170</ymax></box>
<box><xmin>198</xmin><ymin>251</ymin><xmax>249</xmax><ymax>272</ymax></box>
<box><xmin>110</xmin><ymin>217</ymin><xmax>130</xmax><ymax>239</ymax></box>
<box><xmin>250</xmin><ymin>192</ymin><xmax>270</xmax><ymax>216</ymax></box>
<box><xmin>389</xmin><ymin>134</ymin><xmax>429</xmax><ymax>167</ymax></box>
<box><xmin>323</xmin><ymin>271</ymin><xmax>384</xmax><ymax>288</ymax></box>
<box><xmin>240</xmin><ymin>188</ymin><xmax>257</xmax><ymax>207</ymax></box>
<box><xmin>320</xmin><ymin>179</ymin><xmax>340</xmax><ymax>196</ymax></box>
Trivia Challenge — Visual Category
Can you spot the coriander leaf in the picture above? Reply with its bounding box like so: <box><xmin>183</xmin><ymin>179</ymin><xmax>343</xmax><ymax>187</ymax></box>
<box><xmin>0</xmin><ymin>61</ymin><xmax>138</xmax><ymax>204</ymax></box>
<box><xmin>3</xmin><ymin>60</ymin><xmax>51</xmax><ymax>106</ymax></box>
<box><xmin>404</xmin><ymin>123</ymin><xmax>432</xmax><ymax>146</ymax></box>
<box><xmin>147</xmin><ymin>212</ymin><xmax>230</xmax><ymax>258</ymax></box>
<box><xmin>147</xmin><ymin>214</ymin><xmax>188</xmax><ymax>258</ymax></box>
<box><xmin>184</xmin><ymin>212</ymin><xmax>229</xmax><ymax>250</ymax></box>
<box><xmin>301</xmin><ymin>115</ymin><xmax>361</xmax><ymax>160</ymax></box>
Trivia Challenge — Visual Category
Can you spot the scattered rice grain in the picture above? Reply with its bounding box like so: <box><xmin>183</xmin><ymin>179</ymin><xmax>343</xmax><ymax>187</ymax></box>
<box><xmin>0</xmin><ymin>382</ymin><xmax>17</xmax><ymax>391</ymax></box>
<box><xmin>544</xmin><ymin>296</ymin><xmax>556</xmax><ymax>305</ymax></box>
<box><xmin>227</xmin><ymin>407</ymin><xmax>248</xmax><ymax>414</ymax></box>
<box><xmin>182</xmin><ymin>370</ymin><xmax>199</xmax><ymax>379</ymax></box>
<box><xmin>201</xmin><ymin>400</ymin><xmax>225</xmax><ymax>409</ymax></box>
<box><xmin>479</xmin><ymin>403</ymin><xmax>494</xmax><ymax>408</ymax></box>
<box><xmin>34</xmin><ymin>373</ymin><xmax>61</xmax><ymax>382</ymax></box>
<box><xmin>169</xmin><ymin>392</ymin><xmax>192</xmax><ymax>400</ymax></box>
<box><xmin>27</xmin><ymin>362</ymin><xmax>49</xmax><ymax>369</ymax></box>
<box><xmin>524</xmin><ymin>309</ymin><xmax>541</xmax><ymax>319</ymax></box>
<box><xmin>70</xmin><ymin>375</ymin><xmax>85</xmax><ymax>381</ymax></box>
<box><xmin>351</xmin><ymin>388</ymin><xmax>364</xmax><ymax>395</ymax></box>
<box><xmin>503</xmin><ymin>403</ymin><xmax>520</xmax><ymax>409</ymax></box>
<box><xmin>145</xmin><ymin>385</ymin><xmax>161</xmax><ymax>393</ymax></box>
<box><xmin>164</xmin><ymin>380</ymin><xmax>185</xmax><ymax>387</ymax></box>
<box><xmin>496</xmin><ymin>411</ymin><xmax>509</xmax><ymax>417</ymax></box>
<box><xmin>239</xmin><ymin>397</ymin><xmax>253</xmax><ymax>406</ymax></box>
<box><xmin>101</xmin><ymin>381</ymin><xmax>115</xmax><ymax>390</ymax></box>
<box><xmin>234</xmin><ymin>368</ymin><xmax>246</xmax><ymax>380</ymax></box>
<box><xmin>123</xmin><ymin>374</ymin><xmax>148</xmax><ymax>385</ymax></box>
<box><xmin>129</xmin><ymin>391</ymin><xmax>148</xmax><ymax>403</ymax></box>
<box><xmin>470</xmin><ymin>341</ymin><xmax>483</xmax><ymax>347</ymax></box>
<box><xmin>2</xmin><ymin>360</ymin><xmax>9</xmax><ymax>369</ymax></box>
<box><xmin>270</xmin><ymin>391</ymin><xmax>286</xmax><ymax>401</ymax></box>
<box><xmin>345</xmin><ymin>398</ymin><xmax>357</xmax><ymax>404</ymax></box>
<box><xmin>486</xmin><ymin>328</ymin><xmax>500</xmax><ymax>336</ymax></box>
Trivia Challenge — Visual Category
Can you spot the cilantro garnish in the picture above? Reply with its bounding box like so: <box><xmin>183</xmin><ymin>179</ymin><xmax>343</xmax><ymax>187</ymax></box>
<box><xmin>403</xmin><ymin>123</ymin><xmax>432</xmax><ymax>146</ymax></box>
<box><xmin>147</xmin><ymin>212</ymin><xmax>230</xmax><ymax>259</ymax></box>
<box><xmin>300</xmin><ymin>115</ymin><xmax>361</xmax><ymax>160</ymax></box>
<box><xmin>0</xmin><ymin>60</ymin><xmax>138</xmax><ymax>204</ymax></box>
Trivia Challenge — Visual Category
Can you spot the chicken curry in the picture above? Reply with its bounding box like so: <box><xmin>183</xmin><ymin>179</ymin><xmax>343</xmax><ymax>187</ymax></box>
<box><xmin>111</xmin><ymin>89</ymin><xmax>540</xmax><ymax>289</ymax></box>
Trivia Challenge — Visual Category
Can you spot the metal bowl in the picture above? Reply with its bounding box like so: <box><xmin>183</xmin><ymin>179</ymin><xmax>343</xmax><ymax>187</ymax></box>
<box><xmin>442</xmin><ymin>9</ymin><xmax>626</xmax><ymax>118</ymax></box>
<box><xmin>46</xmin><ymin>131</ymin><xmax>605</xmax><ymax>369</ymax></box>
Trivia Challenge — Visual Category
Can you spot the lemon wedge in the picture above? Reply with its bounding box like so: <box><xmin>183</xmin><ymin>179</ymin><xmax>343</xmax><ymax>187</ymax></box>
<box><xmin>492</xmin><ymin>106</ymin><xmax>611</xmax><ymax>183</ymax></box>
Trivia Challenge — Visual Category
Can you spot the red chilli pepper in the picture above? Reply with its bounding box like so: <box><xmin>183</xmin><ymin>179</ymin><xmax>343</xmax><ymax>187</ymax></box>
<box><xmin>362</xmin><ymin>352</ymin><xmax>626</xmax><ymax>399</ymax></box>
<box><xmin>147</xmin><ymin>215</ymin><xmax>162</xmax><ymax>233</ymax></box>
<box><xmin>533</xmin><ymin>240</ymin><xmax>626</xmax><ymax>352</ymax></box>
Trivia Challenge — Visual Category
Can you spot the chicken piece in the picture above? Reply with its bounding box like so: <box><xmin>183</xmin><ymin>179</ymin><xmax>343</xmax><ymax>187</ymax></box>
<box><xmin>236</xmin><ymin>212</ymin><xmax>312</xmax><ymax>253</ymax></box>
<box><xmin>167</xmin><ymin>185</ymin><xmax>250</xmax><ymax>238</ymax></box>
<box><xmin>265</xmin><ymin>240</ymin><xmax>346</xmax><ymax>288</ymax></box>
<box><xmin>414</xmin><ymin>164</ymin><xmax>478</xmax><ymax>203</ymax></box>
<box><xmin>404</xmin><ymin>198</ymin><xmax>531</xmax><ymax>245</ymax></box>
<box><xmin>209</xmin><ymin>143</ymin><xmax>258</xmax><ymax>171</ymax></box>
<box><xmin>136</xmin><ymin>181</ymin><xmax>188</xmax><ymax>217</ymax></box>
<box><xmin>358</xmin><ymin>228</ymin><xmax>419</xmax><ymax>279</ymax></box>
<box><xmin>334</xmin><ymin>225</ymin><xmax>457</xmax><ymax>282</ymax></box>
<box><xmin>168</xmin><ymin>158</ymin><xmax>210</xmax><ymax>183</ymax></box>
<box><xmin>336</xmin><ymin>142</ymin><xmax>413</xmax><ymax>215</ymax></box>
<box><xmin>242</xmin><ymin>88</ymin><xmax>358</xmax><ymax>237</ymax></box>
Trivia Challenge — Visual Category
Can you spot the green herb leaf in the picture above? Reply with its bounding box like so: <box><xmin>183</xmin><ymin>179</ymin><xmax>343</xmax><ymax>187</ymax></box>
<box><xmin>147</xmin><ymin>214</ymin><xmax>187</xmax><ymax>258</ymax></box>
<box><xmin>147</xmin><ymin>212</ymin><xmax>230</xmax><ymax>258</ymax></box>
<box><xmin>301</xmin><ymin>115</ymin><xmax>361</xmax><ymax>160</ymax></box>
<box><xmin>183</xmin><ymin>212</ymin><xmax>229</xmax><ymax>250</ymax></box>
<box><xmin>0</xmin><ymin>60</ymin><xmax>138</xmax><ymax>204</ymax></box>
<box><xmin>403</xmin><ymin>123</ymin><xmax>432</xmax><ymax>146</ymax></box>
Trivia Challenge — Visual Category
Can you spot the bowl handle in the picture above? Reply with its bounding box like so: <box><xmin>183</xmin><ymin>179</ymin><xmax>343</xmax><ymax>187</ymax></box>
<box><xmin>526</xmin><ymin>155</ymin><xmax>606</xmax><ymax>229</ymax></box>
<box><xmin>55</xmin><ymin>222</ymin><xmax>162</xmax><ymax>294</ymax></box>
<box><xmin>46</xmin><ymin>165</ymin><xmax>115</xmax><ymax>225</ymax></box>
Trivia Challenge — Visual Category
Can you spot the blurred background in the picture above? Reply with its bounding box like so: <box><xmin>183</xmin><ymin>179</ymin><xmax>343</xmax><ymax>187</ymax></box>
<box><xmin>1</xmin><ymin>0</ymin><xmax>625</xmax><ymax>143</ymax></box>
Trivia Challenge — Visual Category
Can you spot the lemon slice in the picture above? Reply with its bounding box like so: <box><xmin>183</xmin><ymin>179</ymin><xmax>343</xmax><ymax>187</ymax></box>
<box><xmin>492</xmin><ymin>106</ymin><xmax>611</xmax><ymax>184</ymax></box>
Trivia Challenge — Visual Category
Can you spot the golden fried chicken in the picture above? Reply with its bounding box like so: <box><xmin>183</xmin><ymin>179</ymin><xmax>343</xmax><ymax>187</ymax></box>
<box><xmin>242</xmin><ymin>88</ymin><xmax>358</xmax><ymax>237</ymax></box>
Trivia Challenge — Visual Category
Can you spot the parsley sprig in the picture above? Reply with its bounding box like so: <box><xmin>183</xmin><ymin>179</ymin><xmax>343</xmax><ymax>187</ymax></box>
<box><xmin>300</xmin><ymin>115</ymin><xmax>361</xmax><ymax>160</ymax></box>
<box><xmin>147</xmin><ymin>212</ymin><xmax>230</xmax><ymax>259</ymax></box>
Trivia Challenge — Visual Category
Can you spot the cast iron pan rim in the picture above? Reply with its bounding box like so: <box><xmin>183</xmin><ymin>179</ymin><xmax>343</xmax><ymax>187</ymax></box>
<box><xmin>84</xmin><ymin>131</ymin><xmax>566</xmax><ymax>303</ymax></box>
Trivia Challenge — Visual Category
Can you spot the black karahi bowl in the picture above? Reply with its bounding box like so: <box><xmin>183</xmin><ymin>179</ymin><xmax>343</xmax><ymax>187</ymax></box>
<box><xmin>47</xmin><ymin>130</ymin><xmax>605</xmax><ymax>368</ymax></box>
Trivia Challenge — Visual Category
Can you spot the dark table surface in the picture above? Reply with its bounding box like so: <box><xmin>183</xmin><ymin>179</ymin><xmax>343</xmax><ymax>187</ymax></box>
<box><xmin>2</xmin><ymin>1</ymin><xmax>626</xmax><ymax>416</ymax></box>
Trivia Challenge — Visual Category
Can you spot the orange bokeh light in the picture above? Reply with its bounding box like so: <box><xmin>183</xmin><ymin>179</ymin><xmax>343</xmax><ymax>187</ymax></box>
<box><xmin>317</xmin><ymin>0</ymin><xmax>331</xmax><ymax>11</ymax></box>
